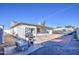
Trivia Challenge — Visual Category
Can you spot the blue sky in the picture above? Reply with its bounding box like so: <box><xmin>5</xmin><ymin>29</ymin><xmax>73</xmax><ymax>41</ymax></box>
<box><xmin>0</xmin><ymin>3</ymin><xmax>79</xmax><ymax>29</ymax></box>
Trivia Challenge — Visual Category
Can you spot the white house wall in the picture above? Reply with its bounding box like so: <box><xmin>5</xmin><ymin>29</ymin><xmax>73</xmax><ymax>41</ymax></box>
<box><xmin>10</xmin><ymin>25</ymin><xmax>37</xmax><ymax>40</ymax></box>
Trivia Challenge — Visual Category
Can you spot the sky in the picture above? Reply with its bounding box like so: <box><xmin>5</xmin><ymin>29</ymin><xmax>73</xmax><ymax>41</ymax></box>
<box><xmin>0</xmin><ymin>3</ymin><xmax>79</xmax><ymax>29</ymax></box>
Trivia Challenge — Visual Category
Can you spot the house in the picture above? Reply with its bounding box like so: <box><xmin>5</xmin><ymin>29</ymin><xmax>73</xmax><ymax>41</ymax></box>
<box><xmin>8</xmin><ymin>21</ymin><xmax>53</xmax><ymax>41</ymax></box>
<box><xmin>53</xmin><ymin>27</ymin><xmax>75</xmax><ymax>34</ymax></box>
<box><xmin>4</xmin><ymin>21</ymin><xmax>62</xmax><ymax>44</ymax></box>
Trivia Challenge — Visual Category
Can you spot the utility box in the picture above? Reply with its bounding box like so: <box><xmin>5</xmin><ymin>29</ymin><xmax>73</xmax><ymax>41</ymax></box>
<box><xmin>0</xmin><ymin>25</ymin><xmax>3</xmax><ymax>44</ymax></box>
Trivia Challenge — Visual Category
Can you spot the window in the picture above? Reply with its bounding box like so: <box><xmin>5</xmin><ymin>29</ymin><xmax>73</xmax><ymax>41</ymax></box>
<box><xmin>37</xmin><ymin>28</ymin><xmax>40</xmax><ymax>33</ymax></box>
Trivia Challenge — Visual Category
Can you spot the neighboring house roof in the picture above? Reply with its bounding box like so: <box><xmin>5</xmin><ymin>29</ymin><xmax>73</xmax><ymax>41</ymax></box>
<box><xmin>10</xmin><ymin>22</ymin><xmax>53</xmax><ymax>29</ymax></box>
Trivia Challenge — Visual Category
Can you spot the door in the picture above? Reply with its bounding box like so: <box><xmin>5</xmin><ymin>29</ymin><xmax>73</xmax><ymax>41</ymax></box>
<box><xmin>0</xmin><ymin>25</ymin><xmax>3</xmax><ymax>44</ymax></box>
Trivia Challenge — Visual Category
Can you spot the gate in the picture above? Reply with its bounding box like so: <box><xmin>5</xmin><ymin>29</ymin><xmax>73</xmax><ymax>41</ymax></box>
<box><xmin>0</xmin><ymin>25</ymin><xmax>3</xmax><ymax>44</ymax></box>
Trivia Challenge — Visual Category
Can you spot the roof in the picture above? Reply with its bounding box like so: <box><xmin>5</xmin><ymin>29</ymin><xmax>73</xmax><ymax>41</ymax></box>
<box><xmin>10</xmin><ymin>22</ymin><xmax>53</xmax><ymax>29</ymax></box>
